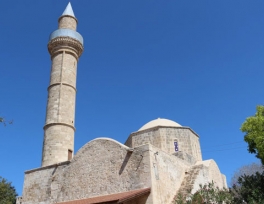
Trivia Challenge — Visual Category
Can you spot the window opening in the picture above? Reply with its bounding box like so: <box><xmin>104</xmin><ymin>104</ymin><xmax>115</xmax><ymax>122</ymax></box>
<box><xmin>68</xmin><ymin>149</ymin><xmax>73</xmax><ymax>160</ymax></box>
<box><xmin>174</xmin><ymin>140</ymin><xmax>179</xmax><ymax>152</ymax></box>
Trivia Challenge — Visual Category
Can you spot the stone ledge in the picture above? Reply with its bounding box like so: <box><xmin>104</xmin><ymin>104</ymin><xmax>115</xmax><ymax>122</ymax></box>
<box><xmin>25</xmin><ymin>161</ymin><xmax>70</xmax><ymax>174</ymax></box>
<box><xmin>43</xmin><ymin>122</ymin><xmax>75</xmax><ymax>131</ymax></box>
<box><xmin>48</xmin><ymin>82</ymin><xmax>77</xmax><ymax>92</ymax></box>
<box><xmin>129</xmin><ymin>126</ymin><xmax>200</xmax><ymax>138</ymax></box>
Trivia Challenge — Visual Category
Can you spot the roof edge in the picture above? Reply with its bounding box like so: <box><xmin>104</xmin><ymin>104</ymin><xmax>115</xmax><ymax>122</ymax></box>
<box><xmin>25</xmin><ymin>161</ymin><xmax>70</xmax><ymax>174</ymax></box>
<box><xmin>55</xmin><ymin>188</ymin><xmax>151</xmax><ymax>204</ymax></box>
<box><xmin>118</xmin><ymin>188</ymin><xmax>151</xmax><ymax>203</ymax></box>
<box><xmin>130</xmin><ymin>126</ymin><xmax>200</xmax><ymax>137</ymax></box>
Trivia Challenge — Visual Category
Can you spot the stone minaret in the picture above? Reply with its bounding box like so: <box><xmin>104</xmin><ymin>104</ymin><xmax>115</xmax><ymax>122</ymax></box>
<box><xmin>42</xmin><ymin>3</ymin><xmax>84</xmax><ymax>167</ymax></box>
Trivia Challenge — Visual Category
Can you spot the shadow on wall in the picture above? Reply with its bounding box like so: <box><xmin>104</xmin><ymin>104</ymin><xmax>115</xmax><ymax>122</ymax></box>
<box><xmin>119</xmin><ymin>152</ymin><xmax>133</xmax><ymax>175</ymax></box>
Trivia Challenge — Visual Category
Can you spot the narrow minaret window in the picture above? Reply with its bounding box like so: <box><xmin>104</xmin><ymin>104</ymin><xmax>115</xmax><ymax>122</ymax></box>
<box><xmin>68</xmin><ymin>149</ymin><xmax>73</xmax><ymax>160</ymax></box>
<box><xmin>41</xmin><ymin>3</ymin><xmax>84</xmax><ymax>167</ymax></box>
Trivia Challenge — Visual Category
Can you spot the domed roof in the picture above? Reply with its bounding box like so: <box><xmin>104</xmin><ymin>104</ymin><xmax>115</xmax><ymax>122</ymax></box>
<box><xmin>138</xmin><ymin>118</ymin><xmax>182</xmax><ymax>131</ymax></box>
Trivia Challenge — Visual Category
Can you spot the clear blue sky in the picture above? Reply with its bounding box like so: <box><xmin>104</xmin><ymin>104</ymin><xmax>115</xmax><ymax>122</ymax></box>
<box><xmin>1</xmin><ymin>0</ymin><xmax>263</xmax><ymax>195</ymax></box>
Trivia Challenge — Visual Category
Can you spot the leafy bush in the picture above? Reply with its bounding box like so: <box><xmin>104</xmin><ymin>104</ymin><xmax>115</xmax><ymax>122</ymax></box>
<box><xmin>0</xmin><ymin>176</ymin><xmax>17</xmax><ymax>204</ymax></box>
<box><xmin>175</xmin><ymin>181</ymin><xmax>233</xmax><ymax>204</ymax></box>
<box><xmin>231</xmin><ymin>171</ymin><xmax>264</xmax><ymax>204</ymax></box>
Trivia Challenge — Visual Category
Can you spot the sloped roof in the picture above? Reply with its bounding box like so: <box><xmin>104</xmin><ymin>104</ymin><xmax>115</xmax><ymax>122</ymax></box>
<box><xmin>55</xmin><ymin>188</ymin><xmax>151</xmax><ymax>204</ymax></box>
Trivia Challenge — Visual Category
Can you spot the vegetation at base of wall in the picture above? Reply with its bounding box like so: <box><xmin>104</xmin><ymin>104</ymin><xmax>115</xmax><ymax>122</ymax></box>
<box><xmin>175</xmin><ymin>170</ymin><xmax>264</xmax><ymax>204</ymax></box>
<box><xmin>0</xmin><ymin>176</ymin><xmax>17</xmax><ymax>204</ymax></box>
<box><xmin>241</xmin><ymin>105</ymin><xmax>264</xmax><ymax>164</ymax></box>
<box><xmin>231</xmin><ymin>171</ymin><xmax>264</xmax><ymax>204</ymax></box>
<box><xmin>174</xmin><ymin>181</ymin><xmax>233</xmax><ymax>204</ymax></box>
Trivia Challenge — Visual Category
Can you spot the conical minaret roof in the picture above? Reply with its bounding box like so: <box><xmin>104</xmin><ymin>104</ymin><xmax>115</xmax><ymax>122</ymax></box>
<box><xmin>61</xmin><ymin>2</ymin><xmax>75</xmax><ymax>17</ymax></box>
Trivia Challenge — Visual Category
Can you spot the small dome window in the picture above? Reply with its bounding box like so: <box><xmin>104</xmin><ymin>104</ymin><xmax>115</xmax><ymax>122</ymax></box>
<box><xmin>174</xmin><ymin>140</ymin><xmax>179</xmax><ymax>152</ymax></box>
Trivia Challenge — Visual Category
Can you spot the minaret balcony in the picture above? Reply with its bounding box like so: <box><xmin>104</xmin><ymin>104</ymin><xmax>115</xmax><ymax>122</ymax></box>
<box><xmin>49</xmin><ymin>28</ymin><xmax>83</xmax><ymax>45</ymax></box>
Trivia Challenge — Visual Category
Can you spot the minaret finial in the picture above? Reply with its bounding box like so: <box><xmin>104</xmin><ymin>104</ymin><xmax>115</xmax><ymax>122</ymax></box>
<box><xmin>62</xmin><ymin>2</ymin><xmax>75</xmax><ymax>17</ymax></box>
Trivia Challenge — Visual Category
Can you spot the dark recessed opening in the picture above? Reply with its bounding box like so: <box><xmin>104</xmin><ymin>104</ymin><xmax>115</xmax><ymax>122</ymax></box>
<box><xmin>68</xmin><ymin>149</ymin><xmax>73</xmax><ymax>160</ymax></box>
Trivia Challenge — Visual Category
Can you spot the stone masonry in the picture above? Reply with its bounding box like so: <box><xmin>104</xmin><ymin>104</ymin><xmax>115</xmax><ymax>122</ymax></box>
<box><xmin>21</xmin><ymin>135</ymin><xmax>227</xmax><ymax>204</ymax></box>
<box><xmin>42</xmin><ymin>4</ymin><xmax>83</xmax><ymax>167</ymax></box>
<box><xmin>125</xmin><ymin>126</ymin><xmax>202</xmax><ymax>164</ymax></box>
<box><xmin>22</xmin><ymin>139</ymin><xmax>153</xmax><ymax>204</ymax></box>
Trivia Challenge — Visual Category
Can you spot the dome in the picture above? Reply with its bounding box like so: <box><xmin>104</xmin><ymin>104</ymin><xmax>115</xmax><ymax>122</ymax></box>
<box><xmin>138</xmin><ymin>118</ymin><xmax>181</xmax><ymax>131</ymax></box>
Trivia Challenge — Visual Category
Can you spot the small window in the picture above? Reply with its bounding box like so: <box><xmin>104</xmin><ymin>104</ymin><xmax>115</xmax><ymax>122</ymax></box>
<box><xmin>68</xmin><ymin>149</ymin><xmax>73</xmax><ymax>160</ymax></box>
<box><xmin>174</xmin><ymin>140</ymin><xmax>179</xmax><ymax>152</ymax></box>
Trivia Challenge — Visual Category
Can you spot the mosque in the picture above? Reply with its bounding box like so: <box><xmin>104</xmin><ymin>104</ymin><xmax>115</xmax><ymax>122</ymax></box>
<box><xmin>17</xmin><ymin>3</ymin><xmax>227</xmax><ymax>204</ymax></box>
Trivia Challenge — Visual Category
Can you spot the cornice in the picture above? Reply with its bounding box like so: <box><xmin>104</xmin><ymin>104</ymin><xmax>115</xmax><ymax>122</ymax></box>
<box><xmin>48</xmin><ymin>36</ymin><xmax>83</xmax><ymax>57</ymax></box>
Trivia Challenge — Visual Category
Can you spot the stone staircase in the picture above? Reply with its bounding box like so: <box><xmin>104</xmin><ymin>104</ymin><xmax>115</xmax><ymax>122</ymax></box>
<box><xmin>172</xmin><ymin>164</ymin><xmax>203</xmax><ymax>203</ymax></box>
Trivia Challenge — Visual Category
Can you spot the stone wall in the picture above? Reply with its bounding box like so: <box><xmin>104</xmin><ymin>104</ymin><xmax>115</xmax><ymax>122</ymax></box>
<box><xmin>22</xmin><ymin>138</ymin><xmax>153</xmax><ymax>204</ymax></box>
<box><xmin>43</xmin><ymin>51</ymin><xmax>77</xmax><ymax>165</ymax></box>
<box><xmin>172</xmin><ymin>152</ymin><xmax>196</xmax><ymax>165</ymax></box>
<box><xmin>222</xmin><ymin>174</ymin><xmax>228</xmax><ymax>188</ymax></box>
<box><xmin>147</xmin><ymin>145</ymin><xmax>189</xmax><ymax>204</ymax></box>
<box><xmin>16</xmin><ymin>196</ymin><xmax>22</xmax><ymax>204</ymax></box>
<box><xmin>191</xmin><ymin>160</ymin><xmax>227</xmax><ymax>194</ymax></box>
<box><xmin>22</xmin><ymin>138</ymin><xmax>227</xmax><ymax>204</ymax></box>
<box><xmin>128</xmin><ymin>128</ymin><xmax>161</xmax><ymax>149</ymax></box>
<box><xmin>125</xmin><ymin>127</ymin><xmax>202</xmax><ymax>163</ymax></box>
<box><xmin>59</xmin><ymin>16</ymin><xmax>77</xmax><ymax>30</ymax></box>
<box><xmin>22</xmin><ymin>162</ymin><xmax>69</xmax><ymax>204</ymax></box>
<box><xmin>172</xmin><ymin>160</ymin><xmax>227</xmax><ymax>202</ymax></box>
<box><xmin>42</xmin><ymin>125</ymin><xmax>74</xmax><ymax>166</ymax></box>
<box><xmin>172</xmin><ymin>163</ymin><xmax>204</xmax><ymax>202</ymax></box>
<box><xmin>188</xmin><ymin>132</ymin><xmax>202</xmax><ymax>162</ymax></box>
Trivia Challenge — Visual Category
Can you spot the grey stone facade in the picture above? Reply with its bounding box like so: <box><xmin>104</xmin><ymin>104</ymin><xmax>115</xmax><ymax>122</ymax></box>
<box><xmin>125</xmin><ymin>126</ymin><xmax>202</xmax><ymax>163</ymax></box>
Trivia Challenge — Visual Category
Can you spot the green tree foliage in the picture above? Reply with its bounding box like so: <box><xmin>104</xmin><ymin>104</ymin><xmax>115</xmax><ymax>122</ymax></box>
<box><xmin>241</xmin><ymin>105</ymin><xmax>264</xmax><ymax>164</ymax></box>
<box><xmin>231</xmin><ymin>171</ymin><xmax>264</xmax><ymax>204</ymax></box>
<box><xmin>0</xmin><ymin>176</ymin><xmax>17</xmax><ymax>204</ymax></box>
<box><xmin>175</xmin><ymin>182</ymin><xmax>233</xmax><ymax>204</ymax></box>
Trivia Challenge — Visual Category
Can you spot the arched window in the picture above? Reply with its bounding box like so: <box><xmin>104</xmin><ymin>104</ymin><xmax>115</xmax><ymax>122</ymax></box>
<box><xmin>174</xmin><ymin>140</ymin><xmax>179</xmax><ymax>152</ymax></box>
